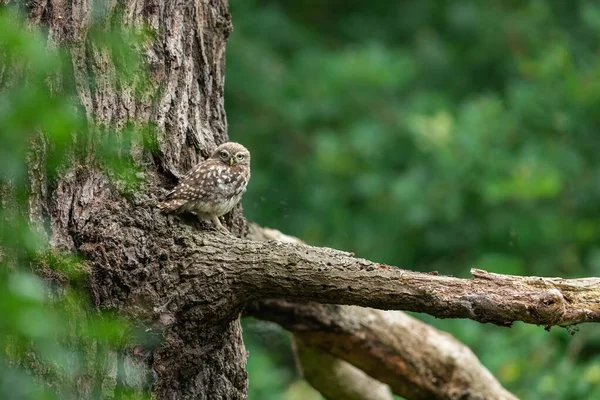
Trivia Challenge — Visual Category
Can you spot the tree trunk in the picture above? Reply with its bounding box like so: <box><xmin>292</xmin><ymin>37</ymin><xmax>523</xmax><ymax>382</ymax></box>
<box><xmin>26</xmin><ymin>0</ymin><xmax>247</xmax><ymax>398</ymax></box>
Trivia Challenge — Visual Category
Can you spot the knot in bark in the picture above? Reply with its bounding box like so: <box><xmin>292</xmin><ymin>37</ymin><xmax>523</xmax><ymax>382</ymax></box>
<box><xmin>534</xmin><ymin>288</ymin><xmax>566</xmax><ymax>325</ymax></box>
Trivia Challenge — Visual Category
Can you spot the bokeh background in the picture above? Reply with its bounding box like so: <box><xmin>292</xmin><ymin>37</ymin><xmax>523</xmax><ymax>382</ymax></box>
<box><xmin>226</xmin><ymin>1</ymin><xmax>600</xmax><ymax>399</ymax></box>
<box><xmin>3</xmin><ymin>1</ymin><xmax>600</xmax><ymax>399</ymax></box>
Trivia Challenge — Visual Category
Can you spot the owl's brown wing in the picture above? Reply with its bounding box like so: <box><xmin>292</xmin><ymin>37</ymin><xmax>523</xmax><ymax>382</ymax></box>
<box><xmin>157</xmin><ymin>159</ymin><xmax>221</xmax><ymax>212</ymax></box>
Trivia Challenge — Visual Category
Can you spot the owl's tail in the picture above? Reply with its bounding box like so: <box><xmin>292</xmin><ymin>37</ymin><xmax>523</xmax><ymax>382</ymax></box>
<box><xmin>157</xmin><ymin>198</ymin><xmax>187</xmax><ymax>213</ymax></box>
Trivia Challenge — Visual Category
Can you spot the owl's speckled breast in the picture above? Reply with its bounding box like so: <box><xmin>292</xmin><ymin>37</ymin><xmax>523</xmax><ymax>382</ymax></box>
<box><xmin>202</xmin><ymin>190</ymin><xmax>245</xmax><ymax>217</ymax></box>
<box><xmin>191</xmin><ymin>172</ymin><xmax>248</xmax><ymax>217</ymax></box>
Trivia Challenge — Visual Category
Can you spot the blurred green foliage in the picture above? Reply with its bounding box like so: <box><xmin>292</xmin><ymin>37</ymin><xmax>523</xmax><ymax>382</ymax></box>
<box><xmin>227</xmin><ymin>1</ymin><xmax>600</xmax><ymax>399</ymax></box>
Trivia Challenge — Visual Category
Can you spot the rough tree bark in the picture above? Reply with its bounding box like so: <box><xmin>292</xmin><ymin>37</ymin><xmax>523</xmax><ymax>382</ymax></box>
<box><xmin>27</xmin><ymin>0</ymin><xmax>248</xmax><ymax>398</ymax></box>
<box><xmin>17</xmin><ymin>1</ymin><xmax>597</xmax><ymax>399</ymax></box>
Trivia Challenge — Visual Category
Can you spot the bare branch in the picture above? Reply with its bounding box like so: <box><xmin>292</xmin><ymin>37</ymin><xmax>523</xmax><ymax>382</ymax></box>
<box><xmin>249</xmin><ymin>300</ymin><xmax>516</xmax><ymax>400</ymax></box>
<box><xmin>237</xmin><ymin>226</ymin><xmax>600</xmax><ymax>328</ymax></box>
<box><xmin>292</xmin><ymin>336</ymin><xmax>394</xmax><ymax>400</ymax></box>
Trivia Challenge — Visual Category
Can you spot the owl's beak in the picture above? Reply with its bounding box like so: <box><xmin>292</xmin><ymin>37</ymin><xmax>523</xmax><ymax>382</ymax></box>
<box><xmin>230</xmin><ymin>158</ymin><xmax>234</xmax><ymax>166</ymax></box>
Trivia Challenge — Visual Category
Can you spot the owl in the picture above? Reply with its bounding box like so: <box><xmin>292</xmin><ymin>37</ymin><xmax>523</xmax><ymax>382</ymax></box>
<box><xmin>157</xmin><ymin>142</ymin><xmax>251</xmax><ymax>232</ymax></box>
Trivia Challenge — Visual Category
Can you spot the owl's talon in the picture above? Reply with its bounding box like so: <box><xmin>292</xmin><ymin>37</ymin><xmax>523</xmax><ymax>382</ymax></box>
<box><xmin>211</xmin><ymin>215</ymin><xmax>228</xmax><ymax>232</ymax></box>
<box><xmin>212</xmin><ymin>217</ymin><xmax>234</xmax><ymax>236</ymax></box>
<box><xmin>220</xmin><ymin>229</ymin><xmax>234</xmax><ymax>237</ymax></box>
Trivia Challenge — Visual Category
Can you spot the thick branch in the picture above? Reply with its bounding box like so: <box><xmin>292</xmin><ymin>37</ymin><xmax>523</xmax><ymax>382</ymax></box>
<box><xmin>231</xmin><ymin>232</ymin><xmax>600</xmax><ymax>328</ymax></box>
<box><xmin>292</xmin><ymin>336</ymin><xmax>393</xmax><ymax>400</ymax></box>
<box><xmin>249</xmin><ymin>300</ymin><xmax>516</xmax><ymax>400</ymax></box>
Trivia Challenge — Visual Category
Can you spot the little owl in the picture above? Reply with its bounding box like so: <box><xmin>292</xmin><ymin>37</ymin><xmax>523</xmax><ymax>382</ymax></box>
<box><xmin>157</xmin><ymin>142</ymin><xmax>251</xmax><ymax>232</ymax></box>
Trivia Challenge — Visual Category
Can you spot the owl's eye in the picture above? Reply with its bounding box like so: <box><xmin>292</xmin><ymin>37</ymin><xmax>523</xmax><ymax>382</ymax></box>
<box><xmin>219</xmin><ymin>151</ymin><xmax>229</xmax><ymax>160</ymax></box>
<box><xmin>236</xmin><ymin>153</ymin><xmax>245</xmax><ymax>161</ymax></box>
